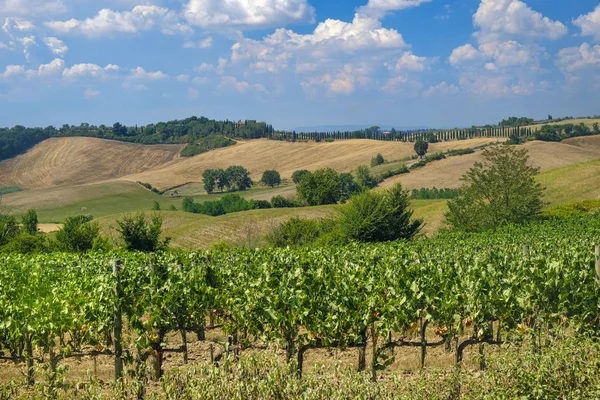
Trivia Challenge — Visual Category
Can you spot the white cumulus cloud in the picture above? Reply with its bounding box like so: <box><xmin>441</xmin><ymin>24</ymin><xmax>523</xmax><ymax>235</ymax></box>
<box><xmin>45</xmin><ymin>5</ymin><xmax>190</xmax><ymax>37</ymax></box>
<box><xmin>556</xmin><ymin>43</ymin><xmax>600</xmax><ymax>73</ymax></box>
<box><xmin>128</xmin><ymin>66</ymin><xmax>168</xmax><ymax>80</ymax></box>
<box><xmin>84</xmin><ymin>88</ymin><xmax>100</xmax><ymax>99</ymax></box>
<box><xmin>423</xmin><ymin>81</ymin><xmax>459</xmax><ymax>97</ymax></box>
<box><xmin>473</xmin><ymin>0</ymin><xmax>567</xmax><ymax>42</ymax></box>
<box><xmin>63</xmin><ymin>63</ymin><xmax>120</xmax><ymax>80</ymax></box>
<box><xmin>574</xmin><ymin>5</ymin><xmax>600</xmax><ymax>41</ymax></box>
<box><xmin>43</xmin><ymin>37</ymin><xmax>68</xmax><ymax>56</ymax></box>
<box><xmin>184</xmin><ymin>0</ymin><xmax>315</xmax><ymax>29</ymax></box>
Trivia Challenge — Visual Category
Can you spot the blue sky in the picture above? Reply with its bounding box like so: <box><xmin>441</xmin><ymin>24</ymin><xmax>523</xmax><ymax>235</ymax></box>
<box><xmin>0</xmin><ymin>0</ymin><xmax>599</xmax><ymax>130</ymax></box>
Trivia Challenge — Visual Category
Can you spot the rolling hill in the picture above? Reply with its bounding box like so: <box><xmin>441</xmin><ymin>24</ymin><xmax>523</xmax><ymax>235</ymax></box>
<box><xmin>0</xmin><ymin>137</ymin><xmax>184</xmax><ymax>189</ymax></box>
<box><xmin>381</xmin><ymin>136</ymin><xmax>600</xmax><ymax>190</ymax></box>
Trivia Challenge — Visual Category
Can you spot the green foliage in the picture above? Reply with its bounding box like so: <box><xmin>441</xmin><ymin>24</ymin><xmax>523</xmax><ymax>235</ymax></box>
<box><xmin>137</xmin><ymin>182</ymin><xmax>164</xmax><ymax>195</ymax></box>
<box><xmin>0</xmin><ymin>215</ymin><xmax>19</xmax><ymax>247</ymax></box>
<box><xmin>378</xmin><ymin>165</ymin><xmax>410</xmax><ymax>181</ymax></box>
<box><xmin>1</xmin><ymin>233</ymin><xmax>48</xmax><ymax>254</ymax></box>
<box><xmin>426</xmin><ymin>131</ymin><xmax>439</xmax><ymax>143</ymax></box>
<box><xmin>180</xmin><ymin>134</ymin><xmax>236</xmax><ymax>157</ymax></box>
<box><xmin>225</xmin><ymin>165</ymin><xmax>253</xmax><ymax>191</ymax></box>
<box><xmin>414</xmin><ymin>139</ymin><xmax>429</xmax><ymax>158</ymax></box>
<box><xmin>261</xmin><ymin>170</ymin><xmax>281</xmax><ymax>187</ymax></box>
<box><xmin>542</xmin><ymin>200</ymin><xmax>600</xmax><ymax>219</ymax></box>
<box><xmin>203</xmin><ymin>168</ymin><xmax>233</xmax><ymax>194</ymax></box>
<box><xmin>183</xmin><ymin>194</ymin><xmax>256</xmax><ymax>216</ymax></box>
<box><xmin>446</xmin><ymin>145</ymin><xmax>545</xmax><ymax>232</ymax></box>
<box><xmin>425</xmin><ymin>152</ymin><xmax>445</xmax><ymax>162</ymax></box>
<box><xmin>339</xmin><ymin>183</ymin><xmax>422</xmax><ymax>242</ymax></box>
<box><xmin>411</xmin><ymin>187</ymin><xmax>461</xmax><ymax>200</ymax></box>
<box><xmin>593</xmin><ymin>122</ymin><xmax>599</xmax><ymax>133</ymax></box>
<box><xmin>152</xmin><ymin>201</ymin><xmax>161</xmax><ymax>211</ymax></box>
<box><xmin>534</xmin><ymin>123</ymin><xmax>592</xmax><ymax>142</ymax></box>
<box><xmin>21</xmin><ymin>209</ymin><xmax>38</xmax><ymax>235</ymax></box>
<box><xmin>446</xmin><ymin>148</ymin><xmax>475</xmax><ymax>157</ymax></box>
<box><xmin>499</xmin><ymin>116</ymin><xmax>535</xmax><ymax>127</ymax></box>
<box><xmin>507</xmin><ymin>131</ymin><xmax>525</xmax><ymax>145</ymax></box>
<box><xmin>168</xmin><ymin>205</ymin><xmax>177</xmax><ymax>211</ymax></box>
<box><xmin>356</xmin><ymin>166</ymin><xmax>378</xmax><ymax>189</ymax></box>
<box><xmin>370</xmin><ymin>153</ymin><xmax>385</xmax><ymax>167</ymax></box>
<box><xmin>267</xmin><ymin>217</ymin><xmax>335</xmax><ymax>247</ymax></box>
<box><xmin>0</xmin><ymin>186</ymin><xmax>23</xmax><ymax>195</ymax></box>
<box><xmin>270</xmin><ymin>195</ymin><xmax>296</xmax><ymax>208</ymax></box>
<box><xmin>116</xmin><ymin>213</ymin><xmax>170</xmax><ymax>252</ymax></box>
<box><xmin>55</xmin><ymin>215</ymin><xmax>100</xmax><ymax>252</ymax></box>
<box><xmin>297</xmin><ymin>168</ymin><xmax>361</xmax><ymax>206</ymax></box>
<box><xmin>291</xmin><ymin>169</ymin><xmax>310</xmax><ymax>184</ymax></box>
<box><xmin>249</xmin><ymin>200</ymin><xmax>272</xmax><ymax>209</ymax></box>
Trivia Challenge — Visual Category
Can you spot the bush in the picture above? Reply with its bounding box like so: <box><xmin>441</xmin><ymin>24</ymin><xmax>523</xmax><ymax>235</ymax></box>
<box><xmin>250</xmin><ymin>200</ymin><xmax>272</xmax><ymax>209</ymax></box>
<box><xmin>1</xmin><ymin>233</ymin><xmax>48</xmax><ymax>254</ymax></box>
<box><xmin>261</xmin><ymin>170</ymin><xmax>281</xmax><ymax>187</ymax></box>
<box><xmin>180</xmin><ymin>134</ymin><xmax>236</xmax><ymax>157</ymax></box>
<box><xmin>21</xmin><ymin>209</ymin><xmax>38</xmax><ymax>235</ymax></box>
<box><xmin>339</xmin><ymin>183</ymin><xmax>423</xmax><ymax>243</ymax></box>
<box><xmin>152</xmin><ymin>201</ymin><xmax>161</xmax><ymax>211</ymax></box>
<box><xmin>267</xmin><ymin>217</ymin><xmax>336</xmax><ymax>247</ymax></box>
<box><xmin>446</xmin><ymin>148</ymin><xmax>475</xmax><ymax>157</ymax></box>
<box><xmin>116</xmin><ymin>213</ymin><xmax>170</xmax><ymax>252</ymax></box>
<box><xmin>271</xmin><ymin>195</ymin><xmax>296</xmax><ymax>208</ymax></box>
<box><xmin>292</xmin><ymin>169</ymin><xmax>310</xmax><ymax>185</ymax></box>
<box><xmin>297</xmin><ymin>169</ymin><xmax>361</xmax><ymax>206</ymax></box>
<box><xmin>378</xmin><ymin>165</ymin><xmax>410</xmax><ymax>181</ymax></box>
<box><xmin>370</xmin><ymin>153</ymin><xmax>385</xmax><ymax>167</ymax></box>
<box><xmin>55</xmin><ymin>215</ymin><xmax>100</xmax><ymax>252</ymax></box>
<box><xmin>411</xmin><ymin>187</ymin><xmax>461</xmax><ymax>200</ymax></box>
<box><xmin>0</xmin><ymin>216</ymin><xmax>19</xmax><ymax>247</ymax></box>
<box><xmin>183</xmin><ymin>194</ymin><xmax>255</xmax><ymax>216</ymax></box>
<box><xmin>356</xmin><ymin>166</ymin><xmax>377</xmax><ymax>189</ymax></box>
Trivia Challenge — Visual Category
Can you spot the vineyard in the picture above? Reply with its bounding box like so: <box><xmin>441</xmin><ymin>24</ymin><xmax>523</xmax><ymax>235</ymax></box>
<box><xmin>1</xmin><ymin>215</ymin><xmax>600</xmax><ymax>398</ymax></box>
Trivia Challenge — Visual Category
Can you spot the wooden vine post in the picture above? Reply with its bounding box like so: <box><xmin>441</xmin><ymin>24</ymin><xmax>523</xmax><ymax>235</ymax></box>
<box><xmin>113</xmin><ymin>259</ymin><xmax>123</xmax><ymax>382</ymax></box>
<box><xmin>595</xmin><ymin>245</ymin><xmax>600</xmax><ymax>286</ymax></box>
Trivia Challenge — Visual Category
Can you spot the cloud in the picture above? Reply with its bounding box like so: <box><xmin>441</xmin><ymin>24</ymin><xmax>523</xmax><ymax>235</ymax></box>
<box><xmin>128</xmin><ymin>66</ymin><xmax>168</xmax><ymax>80</ymax></box>
<box><xmin>449</xmin><ymin>44</ymin><xmax>482</xmax><ymax>65</ymax></box>
<box><xmin>0</xmin><ymin>65</ymin><xmax>26</xmax><ymax>80</ymax></box>
<box><xmin>574</xmin><ymin>5</ymin><xmax>600</xmax><ymax>41</ymax></box>
<box><xmin>358</xmin><ymin>0</ymin><xmax>431</xmax><ymax>19</ymax></box>
<box><xmin>19</xmin><ymin>36</ymin><xmax>36</xmax><ymax>62</ymax></box>
<box><xmin>45</xmin><ymin>5</ymin><xmax>190</xmax><ymax>38</ymax></box>
<box><xmin>84</xmin><ymin>88</ymin><xmax>100</xmax><ymax>99</ymax></box>
<box><xmin>184</xmin><ymin>0</ymin><xmax>315</xmax><ymax>29</ymax></box>
<box><xmin>301</xmin><ymin>64</ymin><xmax>372</xmax><ymax>95</ymax></box>
<box><xmin>556</xmin><ymin>43</ymin><xmax>600</xmax><ymax>73</ymax></box>
<box><xmin>63</xmin><ymin>63</ymin><xmax>120</xmax><ymax>80</ymax></box>
<box><xmin>423</xmin><ymin>81</ymin><xmax>459</xmax><ymax>97</ymax></box>
<box><xmin>177</xmin><ymin>74</ymin><xmax>191</xmax><ymax>82</ymax></box>
<box><xmin>2</xmin><ymin>17</ymin><xmax>35</xmax><ymax>34</ymax></box>
<box><xmin>0</xmin><ymin>0</ymin><xmax>66</xmax><ymax>17</ymax></box>
<box><xmin>473</xmin><ymin>0</ymin><xmax>567</xmax><ymax>42</ymax></box>
<box><xmin>385</xmin><ymin>51</ymin><xmax>427</xmax><ymax>72</ymax></box>
<box><xmin>44</xmin><ymin>37</ymin><xmax>68</xmax><ymax>56</ymax></box>
<box><xmin>183</xmin><ymin>36</ymin><xmax>213</xmax><ymax>49</ymax></box>
<box><xmin>219</xmin><ymin>76</ymin><xmax>266</xmax><ymax>93</ymax></box>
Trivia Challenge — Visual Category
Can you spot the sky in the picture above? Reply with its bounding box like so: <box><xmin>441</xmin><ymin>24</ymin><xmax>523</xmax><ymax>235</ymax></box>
<box><xmin>0</xmin><ymin>0</ymin><xmax>599</xmax><ymax>130</ymax></box>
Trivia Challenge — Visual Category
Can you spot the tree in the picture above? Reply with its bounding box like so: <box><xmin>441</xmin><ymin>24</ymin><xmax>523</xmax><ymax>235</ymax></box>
<box><xmin>445</xmin><ymin>145</ymin><xmax>545</xmax><ymax>232</ymax></box>
<box><xmin>152</xmin><ymin>201</ymin><xmax>161</xmax><ymax>211</ymax></box>
<box><xmin>116</xmin><ymin>213</ymin><xmax>170</xmax><ymax>252</ymax></box>
<box><xmin>339</xmin><ymin>183</ymin><xmax>422</xmax><ymax>243</ymax></box>
<box><xmin>548</xmin><ymin>114</ymin><xmax>553</xmax><ymax>120</ymax></box>
<box><xmin>356</xmin><ymin>166</ymin><xmax>377</xmax><ymax>189</ymax></box>
<box><xmin>226</xmin><ymin>165</ymin><xmax>252</xmax><ymax>191</ymax></box>
<box><xmin>292</xmin><ymin>169</ymin><xmax>310</xmax><ymax>184</ymax></box>
<box><xmin>593</xmin><ymin>123</ymin><xmax>599</xmax><ymax>134</ymax></box>
<box><xmin>261</xmin><ymin>170</ymin><xmax>281</xmax><ymax>187</ymax></box>
<box><xmin>21</xmin><ymin>209</ymin><xmax>38</xmax><ymax>235</ymax></box>
<box><xmin>414</xmin><ymin>139</ymin><xmax>429</xmax><ymax>158</ymax></box>
<box><xmin>371</xmin><ymin>153</ymin><xmax>385</xmax><ymax>167</ymax></box>
<box><xmin>0</xmin><ymin>215</ymin><xmax>19</xmax><ymax>247</ymax></box>
<box><xmin>297</xmin><ymin>169</ymin><xmax>361</xmax><ymax>206</ymax></box>
<box><xmin>55</xmin><ymin>215</ymin><xmax>100</xmax><ymax>252</ymax></box>
<box><xmin>203</xmin><ymin>169</ymin><xmax>218</xmax><ymax>194</ymax></box>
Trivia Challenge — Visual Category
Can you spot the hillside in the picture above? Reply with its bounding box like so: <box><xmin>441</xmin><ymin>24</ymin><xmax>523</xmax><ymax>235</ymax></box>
<box><xmin>381</xmin><ymin>136</ymin><xmax>600</xmax><ymax>190</ymax></box>
<box><xmin>122</xmin><ymin>137</ymin><xmax>504</xmax><ymax>190</ymax></box>
<box><xmin>0</xmin><ymin>137</ymin><xmax>184</xmax><ymax>189</ymax></box>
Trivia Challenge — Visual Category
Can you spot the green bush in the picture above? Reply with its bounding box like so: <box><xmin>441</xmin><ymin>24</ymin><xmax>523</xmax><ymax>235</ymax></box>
<box><xmin>292</xmin><ymin>169</ymin><xmax>310</xmax><ymax>184</ymax></box>
<box><xmin>411</xmin><ymin>187</ymin><xmax>461</xmax><ymax>200</ymax></box>
<box><xmin>339</xmin><ymin>183</ymin><xmax>423</xmax><ymax>243</ymax></box>
<box><xmin>0</xmin><ymin>215</ymin><xmax>19</xmax><ymax>246</ymax></box>
<box><xmin>116</xmin><ymin>213</ymin><xmax>170</xmax><ymax>252</ymax></box>
<box><xmin>1</xmin><ymin>233</ymin><xmax>48</xmax><ymax>254</ymax></box>
<box><xmin>261</xmin><ymin>170</ymin><xmax>281</xmax><ymax>187</ymax></box>
<box><xmin>180</xmin><ymin>134</ymin><xmax>236</xmax><ymax>157</ymax></box>
<box><xmin>21</xmin><ymin>209</ymin><xmax>38</xmax><ymax>235</ymax></box>
<box><xmin>55</xmin><ymin>215</ymin><xmax>100</xmax><ymax>252</ymax></box>
<box><xmin>378</xmin><ymin>165</ymin><xmax>410</xmax><ymax>181</ymax></box>
<box><xmin>267</xmin><ymin>217</ymin><xmax>336</xmax><ymax>247</ymax></box>
<box><xmin>271</xmin><ymin>195</ymin><xmax>296</xmax><ymax>208</ymax></box>
<box><xmin>356</xmin><ymin>166</ymin><xmax>377</xmax><ymax>189</ymax></box>
<box><xmin>370</xmin><ymin>153</ymin><xmax>385</xmax><ymax>167</ymax></box>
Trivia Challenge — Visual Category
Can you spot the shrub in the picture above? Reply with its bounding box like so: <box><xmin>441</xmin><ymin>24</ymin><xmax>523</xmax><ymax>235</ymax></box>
<box><xmin>356</xmin><ymin>166</ymin><xmax>378</xmax><ymax>189</ymax></box>
<box><xmin>411</xmin><ymin>187</ymin><xmax>461</xmax><ymax>200</ymax></box>
<box><xmin>250</xmin><ymin>200</ymin><xmax>271</xmax><ymax>209</ymax></box>
<box><xmin>271</xmin><ymin>195</ymin><xmax>296</xmax><ymax>208</ymax></box>
<box><xmin>261</xmin><ymin>170</ymin><xmax>281</xmax><ymax>187</ymax></box>
<box><xmin>21</xmin><ymin>209</ymin><xmax>38</xmax><ymax>235</ymax></box>
<box><xmin>55</xmin><ymin>215</ymin><xmax>100</xmax><ymax>252</ymax></box>
<box><xmin>267</xmin><ymin>217</ymin><xmax>335</xmax><ymax>247</ymax></box>
<box><xmin>1</xmin><ymin>233</ymin><xmax>48</xmax><ymax>254</ymax></box>
<box><xmin>370</xmin><ymin>153</ymin><xmax>385</xmax><ymax>167</ymax></box>
<box><xmin>116</xmin><ymin>213</ymin><xmax>170</xmax><ymax>252</ymax></box>
<box><xmin>339</xmin><ymin>183</ymin><xmax>423</xmax><ymax>243</ymax></box>
<box><xmin>297</xmin><ymin>169</ymin><xmax>361</xmax><ymax>206</ymax></box>
<box><xmin>292</xmin><ymin>169</ymin><xmax>310</xmax><ymax>185</ymax></box>
<box><xmin>378</xmin><ymin>165</ymin><xmax>410</xmax><ymax>181</ymax></box>
<box><xmin>152</xmin><ymin>201</ymin><xmax>161</xmax><ymax>211</ymax></box>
